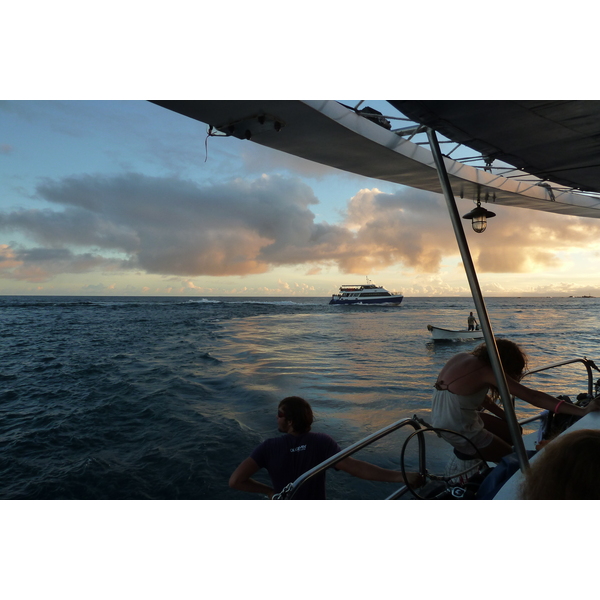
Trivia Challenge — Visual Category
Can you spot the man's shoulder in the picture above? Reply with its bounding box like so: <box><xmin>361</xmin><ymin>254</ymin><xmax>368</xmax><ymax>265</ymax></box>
<box><xmin>303</xmin><ymin>431</ymin><xmax>341</xmax><ymax>452</ymax></box>
<box><xmin>255</xmin><ymin>432</ymin><xmax>339</xmax><ymax>450</ymax></box>
<box><xmin>305</xmin><ymin>431</ymin><xmax>336</xmax><ymax>442</ymax></box>
<box><xmin>256</xmin><ymin>434</ymin><xmax>293</xmax><ymax>450</ymax></box>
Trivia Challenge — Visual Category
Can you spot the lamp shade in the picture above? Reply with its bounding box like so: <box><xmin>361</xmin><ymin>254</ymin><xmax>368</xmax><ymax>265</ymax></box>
<box><xmin>462</xmin><ymin>203</ymin><xmax>496</xmax><ymax>233</ymax></box>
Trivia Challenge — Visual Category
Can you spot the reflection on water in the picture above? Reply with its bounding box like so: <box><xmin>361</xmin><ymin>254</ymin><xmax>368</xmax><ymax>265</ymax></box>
<box><xmin>1</xmin><ymin>296</ymin><xmax>599</xmax><ymax>499</ymax></box>
<box><xmin>217</xmin><ymin>297</ymin><xmax>600</xmax><ymax>495</ymax></box>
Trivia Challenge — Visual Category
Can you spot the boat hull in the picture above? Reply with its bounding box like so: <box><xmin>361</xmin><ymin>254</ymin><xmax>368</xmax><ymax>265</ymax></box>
<box><xmin>330</xmin><ymin>296</ymin><xmax>403</xmax><ymax>305</ymax></box>
<box><xmin>427</xmin><ymin>325</ymin><xmax>484</xmax><ymax>340</ymax></box>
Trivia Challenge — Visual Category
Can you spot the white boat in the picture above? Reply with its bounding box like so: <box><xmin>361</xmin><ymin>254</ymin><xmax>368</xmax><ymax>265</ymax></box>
<box><xmin>154</xmin><ymin>100</ymin><xmax>600</xmax><ymax>500</ymax></box>
<box><xmin>329</xmin><ymin>279</ymin><xmax>403</xmax><ymax>305</ymax></box>
<box><xmin>427</xmin><ymin>324</ymin><xmax>484</xmax><ymax>340</ymax></box>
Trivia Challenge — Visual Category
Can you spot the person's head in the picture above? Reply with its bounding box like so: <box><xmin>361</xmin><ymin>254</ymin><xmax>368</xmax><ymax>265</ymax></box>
<box><xmin>277</xmin><ymin>396</ymin><xmax>313</xmax><ymax>434</ymax></box>
<box><xmin>472</xmin><ymin>338</ymin><xmax>528</xmax><ymax>382</ymax></box>
<box><xmin>521</xmin><ymin>429</ymin><xmax>600</xmax><ymax>499</ymax></box>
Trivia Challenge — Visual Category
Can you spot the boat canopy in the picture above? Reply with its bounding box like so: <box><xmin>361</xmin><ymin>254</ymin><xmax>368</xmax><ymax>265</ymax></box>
<box><xmin>151</xmin><ymin>100</ymin><xmax>600</xmax><ymax>220</ymax></box>
<box><xmin>390</xmin><ymin>100</ymin><xmax>600</xmax><ymax>194</ymax></box>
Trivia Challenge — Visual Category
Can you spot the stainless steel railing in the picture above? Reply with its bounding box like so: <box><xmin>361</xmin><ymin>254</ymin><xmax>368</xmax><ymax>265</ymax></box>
<box><xmin>523</xmin><ymin>357</ymin><xmax>598</xmax><ymax>397</ymax></box>
<box><xmin>275</xmin><ymin>417</ymin><xmax>425</xmax><ymax>500</ymax></box>
<box><xmin>518</xmin><ymin>357</ymin><xmax>599</xmax><ymax>426</ymax></box>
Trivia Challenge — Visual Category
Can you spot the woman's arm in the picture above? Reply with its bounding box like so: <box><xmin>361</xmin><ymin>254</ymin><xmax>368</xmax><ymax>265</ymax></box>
<box><xmin>481</xmin><ymin>394</ymin><xmax>506</xmax><ymax>419</ymax></box>
<box><xmin>506</xmin><ymin>378</ymin><xmax>600</xmax><ymax>416</ymax></box>
<box><xmin>334</xmin><ymin>457</ymin><xmax>423</xmax><ymax>486</ymax></box>
<box><xmin>229</xmin><ymin>457</ymin><xmax>275</xmax><ymax>498</ymax></box>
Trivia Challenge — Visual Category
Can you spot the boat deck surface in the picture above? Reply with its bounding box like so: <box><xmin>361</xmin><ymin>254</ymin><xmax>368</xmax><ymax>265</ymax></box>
<box><xmin>493</xmin><ymin>411</ymin><xmax>600</xmax><ymax>499</ymax></box>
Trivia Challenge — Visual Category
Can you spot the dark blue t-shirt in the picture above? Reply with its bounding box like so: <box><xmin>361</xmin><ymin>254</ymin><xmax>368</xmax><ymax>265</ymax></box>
<box><xmin>251</xmin><ymin>432</ymin><xmax>341</xmax><ymax>499</ymax></box>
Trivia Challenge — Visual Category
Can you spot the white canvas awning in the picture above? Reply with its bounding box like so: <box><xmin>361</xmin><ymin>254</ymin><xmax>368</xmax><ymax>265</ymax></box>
<box><xmin>152</xmin><ymin>100</ymin><xmax>600</xmax><ymax>219</ymax></box>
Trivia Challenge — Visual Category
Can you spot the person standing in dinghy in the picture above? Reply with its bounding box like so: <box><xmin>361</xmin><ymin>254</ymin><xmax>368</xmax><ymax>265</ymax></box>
<box><xmin>467</xmin><ymin>312</ymin><xmax>478</xmax><ymax>331</ymax></box>
<box><xmin>431</xmin><ymin>339</ymin><xmax>600</xmax><ymax>462</ymax></box>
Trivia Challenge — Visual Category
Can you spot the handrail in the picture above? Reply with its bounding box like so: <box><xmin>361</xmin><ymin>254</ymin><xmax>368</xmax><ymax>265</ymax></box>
<box><xmin>279</xmin><ymin>417</ymin><xmax>424</xmax><ymax>500</ymax></box>
<box><xmin>518</xmin><ymin>413</ymin><xmax>546</xmax><ymax>426</ymax></box>
<box><xmin>522</xmin><ymin>357</ymin><xmax>599</xmax><ymax>398</ymax></box>
<box><xmin>516</xmin><ymin>357</ymin><xmax>599</xmax><ymax>426</ymax></box>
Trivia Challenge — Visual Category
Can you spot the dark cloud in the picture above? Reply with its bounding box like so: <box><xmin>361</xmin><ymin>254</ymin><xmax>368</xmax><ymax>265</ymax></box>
<box><xmin>1</xmin><ymin>173</ymin><xmax>327</xmax><ymax>279</ymax></box>
<box><xmin>2</xmin><ymin>172</ymin><xmax>600</xmax><ymax>283</ymax></box>
<box><xmin>0</xmin><ymin>244</ymin><xmax>122</xmax><ymax>282</ymax></box>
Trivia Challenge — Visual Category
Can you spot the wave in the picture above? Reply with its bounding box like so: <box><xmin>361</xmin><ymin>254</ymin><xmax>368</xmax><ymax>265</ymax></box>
<box><xmin>3</xmin><ymin>295</ymin><xmax>599</xmax><ymax>499</ymax></box>
<box><xmin>238</xmin><ymin>300</ymin><xmax>304</xmax><ymax>306</ymax></box>
<box><xmin>185</xmin><ymin>298</ymin><xmax>325</xmax><ymax>307</ymax></box>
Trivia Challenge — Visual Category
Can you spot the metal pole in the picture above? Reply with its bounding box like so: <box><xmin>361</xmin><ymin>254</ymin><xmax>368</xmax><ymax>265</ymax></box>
<box><xmin>426</xmin><ymin>128</ymin><xmax>529</xmax><ymax>472</ymax></box>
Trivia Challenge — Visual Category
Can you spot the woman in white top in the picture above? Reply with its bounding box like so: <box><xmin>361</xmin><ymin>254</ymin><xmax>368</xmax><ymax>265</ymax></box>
<box><xmin>431</xmin><ymin>339</ymin><xmax>600</xmax><ymax>462</ymax></box>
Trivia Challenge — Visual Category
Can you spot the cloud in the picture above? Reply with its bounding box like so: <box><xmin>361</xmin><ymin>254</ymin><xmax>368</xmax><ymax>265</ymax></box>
<box><xmin>476</xmin><ymin>246</ymin><xmax>559</xmax><ymax>273</ymax></box>
<box><xmin>0</xmin><ymin>245</ymin><xmax>19</xmax><ymax>268</ymax></box>
<box><xmin>31</xmin><ymin>172</ymin><xmax>327</xmax><ymax>276</ymax></box>
<box><xmin>0</xmin><ymin>244</ymin><xmax>123</xmax><ymax>282</ymax></box>
<box><xmin>469</xmin><ymin>210</ymin><xmax>600</xmax><ymax>273</ymax></box>
<box><xmin>2</xmin><ymin>171</ymin><xmax>600</xmax><ymax>285</ymax></box>
<box><xmin>335</xmin><ymin>187</ymin><xmax>454</xmax><ymax>273</ymax></box>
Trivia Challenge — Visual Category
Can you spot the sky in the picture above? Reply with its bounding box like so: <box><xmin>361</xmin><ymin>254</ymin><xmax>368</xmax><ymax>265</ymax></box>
<box><xmin>2</xmin><ymin>99</ymin><xmax>600</xmax><ymax>297</ymax></box>
<box><xmin>3</xmin><ymin>3</ymin><xmax>600</xmax><ymax>299</ymax></box>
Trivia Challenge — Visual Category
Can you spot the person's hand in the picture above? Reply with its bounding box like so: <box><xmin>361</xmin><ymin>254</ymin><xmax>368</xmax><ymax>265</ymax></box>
<box><xmin>585</xmin><ymin>397</ymin><xmax>600</xmax><ymax>414</ymax></box>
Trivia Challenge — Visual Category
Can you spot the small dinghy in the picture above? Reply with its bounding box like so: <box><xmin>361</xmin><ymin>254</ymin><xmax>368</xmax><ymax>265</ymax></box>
<box><xmin>427</xmin><ymin>324</ymin><xmax>484</xmax><ymax>341</ymax></box>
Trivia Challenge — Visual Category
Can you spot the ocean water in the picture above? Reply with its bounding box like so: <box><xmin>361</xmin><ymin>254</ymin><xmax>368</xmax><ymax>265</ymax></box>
<box><xmin>1</xmin><ymin>295</ymin><xmax>599</xmax><ymax>500</ymax></box>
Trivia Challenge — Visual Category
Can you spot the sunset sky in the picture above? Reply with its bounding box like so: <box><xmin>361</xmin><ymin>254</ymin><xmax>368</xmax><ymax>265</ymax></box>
<box><xmin>2</xmin><ymin>99</ymin><xmax>600</xmax><ymax>297</ymax></box>
<box><xmin>4</xmin><ymin>3</ymin><xmax>600</xmax><ymax>299</ymax></box>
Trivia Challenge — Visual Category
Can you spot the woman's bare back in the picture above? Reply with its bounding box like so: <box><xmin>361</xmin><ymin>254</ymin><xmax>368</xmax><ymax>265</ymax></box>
<box><xmin>435</xmin><ymin>352</ymin><xmax>491</xmax><ymax>396</ymax></box>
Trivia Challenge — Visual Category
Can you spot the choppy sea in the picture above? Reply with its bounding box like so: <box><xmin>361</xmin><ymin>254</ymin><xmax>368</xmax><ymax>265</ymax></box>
<box><xmin>2</xmin><ymin>294</ymin><xmax>599</xmax><ymax>500</ymax></box>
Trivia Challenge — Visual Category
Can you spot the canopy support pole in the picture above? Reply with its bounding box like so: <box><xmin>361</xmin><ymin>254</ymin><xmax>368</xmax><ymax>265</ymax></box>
<box><xmin>426</xmin><ymin>128</ymin><xmax>530</xmax><ymax>473</ymax></box>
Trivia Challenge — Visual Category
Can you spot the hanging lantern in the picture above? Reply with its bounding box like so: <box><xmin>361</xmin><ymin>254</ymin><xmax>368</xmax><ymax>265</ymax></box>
<box><xmin>462</xmin><ymin>200</ymin><xmax>496</xmax><ymax>233</ymax></box>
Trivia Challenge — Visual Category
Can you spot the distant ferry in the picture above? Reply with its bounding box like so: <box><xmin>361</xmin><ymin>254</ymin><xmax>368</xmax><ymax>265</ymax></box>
<box><xmin>329</xmin><ymin>279</ymin><xmax>403</xmax><ymax>305</ymax></box>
